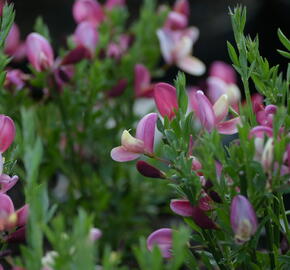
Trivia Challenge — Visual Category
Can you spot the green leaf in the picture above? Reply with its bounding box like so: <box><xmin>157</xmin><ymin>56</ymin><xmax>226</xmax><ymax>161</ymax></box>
<box><xmin>278</xmin><ymin>28</ymin><xmax>290</xmax><ymax>51</ymax></box>
<box><xmin>174</xmin><ymin>72</ymin><xmax>188</xmax><ymax>114</ymax></box>
<box><xmin>227</xmin><ymin>41</ymin><xmax>239</xmax><ymax>66</ymax></box>
<box><xmin>277</xmin><ymin>49</ymin><xmax>290</xmax><ymax>59</ymax></box>
<box><xmin>34</xmin><ymin>16</ymin><xmax>51</xmax><ymax>41</ymax></box>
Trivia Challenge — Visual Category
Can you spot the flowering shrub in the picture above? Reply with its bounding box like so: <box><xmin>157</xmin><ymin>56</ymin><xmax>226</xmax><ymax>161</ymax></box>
<box><xmin>0</xmin><ymin>0</ymin><xmax>289</xmax><ymax>269</ymax></box>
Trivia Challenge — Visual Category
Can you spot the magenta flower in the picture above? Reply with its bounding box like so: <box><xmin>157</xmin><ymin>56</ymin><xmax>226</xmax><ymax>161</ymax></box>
<box><xmin>154</xmin><ymin>83</ymin><xmax>178</xmax><ymax>120</ymax></box>
<box><xmin>26</xmin><ymin>33</ymin><xmax>54</xmax><ymax>72</ymax></box>
<box><xmin>0</xmin><ymin>174</ymin><xmax>18</xmax><ymax>194</ymax></box>
<box><xmin>134</xmin><ymin>64</ymin><xmax>155</xmax><ymax>98</ymax></box>
<box><xmin>231</xmin><ymin>195</ymin><xmax>258</xmax><ymax>244</ymax></box>
<box><xmin>256</xmin><ymin>105</ymin><xmax>277</xmax><ymax>128</ymax></box>
<box><xmin>105</xmin><ymin>0</ymin><xmax>125</xmax><ymax>10</ymax></box>
<box><xmin>147</xmin><ymin>228</ymin><xmax>173</xmax><ymax>258</ymax></box>
<box><xmin>190</xmin><ymin>90</ymin><xmax>241</xmax><ymax>134</ymax></box>
<box><xmin>0</xmin><ymin>114</ymin><xmax>16</xmax><ymax>153</ymax></box>
<box><xmin>72</xmin><ymin>0</ymin><xmax>105</xmax><ymax>27</ymax></box>
<box><xmin>170</xmin><ymin>199</ymin><xmax>217</xmax><ymax>229</ymax></box>
<box><xmin>0</xmin><ymin>194</ymin><xmax>28</xmax><ymax>233</ymax></box>
<box><xmin>74</xmin><ymin>22</ymin><xmax>99</xmax><ymax>57</ymax></box>
<box><xmin>111</xmin><ymin>113</ymin><xmax>157</xmax><ymax>162</ymax></box>
<box><xmin>170</xmin><ymin>199</ymin><xmax>193</xmax><ymax>216</ymax></box>
<box><xmin>157</xmin><ymin>27</ymin><xmax>205</xmax><ymax>76</ymax></box>
<box><xmin>136</xmin><ymin>161</ymin><xmax>165</xmax><ymax>179</ymax></box>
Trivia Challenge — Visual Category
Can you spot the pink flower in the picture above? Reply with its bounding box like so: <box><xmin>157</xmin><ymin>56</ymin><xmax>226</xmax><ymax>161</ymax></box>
<box><xmin>105</xmin><ymin>0</ymin><xmax>125</xmax><ymax>10</ymax></box>
<box><xmin>189</xmin><ymin>90</ymin><xmax>241</xmax><ymax>134</ymax></box>
<box><xmin>170</xmin><ymin>198</ymin><xmax>217</xmax><ymax>229</ymax></box>
<box><xmin>173</xmin><ymin>0</ymin><xmax>190</xmax><ymax>17</ymax></box>
<box><xmin>0</xmin><ymin>174</ymin><xmax>18</xmax><ymax>193</ymax></box>
<box><xmin>72</xmin><ymin>0</ymin><xmax>105</xmax><ymax>27</ymax></box>
<box><xmin>209</xmin><ymin>61</ymin><xmax>236</xmax><ymax>84</ymax></box>
<box><xmin>207</xmin><ymin>62</ymin><xmax>240</xmax><ymax>108</ymax></box>
<box><xmin>230</xmin><ymin>195</ymin><xmax>258</xmax><ymax>244</ymax></box>
<box><xmin>0</xmin><ymin>114</ymin><xmax>16</xmax><ymax>153</ymax></box>
<box><xmin>154</xmin><ymin>83</ymin><xmax>178</xmax><ymax>120</ymax></box>
<box><xmin>256</xmin><ymin>105</ymin><xmax>277</xmax><ymax>128</ymax></box>
<box><xmin>5</xmin><ymin>69</ymin><xmax>28</xmax><ymax>91</ymax></box>
<box><xmin>0</xmin><ymin>194</ymin><xmax>28</xmax><ymax>233</ymax></box>
<box><xmin>111</xmin><ymin>113</ymin><xmax>157</xmax><ymax>162</ymax></box>
<box><xmin>74</xmin><ymin>22</ymin><xmax>99</xmax><ymax>57</ymax></box>
<box><xmin>147</xmin><ymin>228</ymin><xmax>173</xmax><ymax>258</ymax></box>
<box><xmin>157</xmin><ymin>27</ymin><xmax>205</xmax><ymax>76</ymax></box>
<box><xmin>89</xmin><ymin>227</ymin><xmax>102</xmax><ymax>241</ymax></box>
<box><xmin>134</xmin><ymin>64</ymin><xmax>155</xmax><ymax>98</ymax></box>
<box><xmin>106</xmin><ymin>34</ymin><xmax>130</xmax><ymax>60</ymax></box>
<box><xmin>164</xmin><ymin>0</ymin><xmax>190</xmax><ymax>30</ymax></box>
<box><xmin>4</xmin><ymin>24</ymin><xmax>21</xmax><ymax>56</ymax></box>
<box><xmin>26</xmin><ymin>33</ymin><xmax>54</xmax><ymax>72</ymax></box>
<box><xmin>164</xmin><ymin>11</ymin><xmax>188</xmax><ymax>30</ymax></box>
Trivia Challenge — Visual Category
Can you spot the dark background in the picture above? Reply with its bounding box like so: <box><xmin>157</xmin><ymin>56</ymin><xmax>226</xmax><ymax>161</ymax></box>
<box><xmin>12</xmin><ymin>0</ymin><xmax>290</xmax><ymax>71</ymax></box>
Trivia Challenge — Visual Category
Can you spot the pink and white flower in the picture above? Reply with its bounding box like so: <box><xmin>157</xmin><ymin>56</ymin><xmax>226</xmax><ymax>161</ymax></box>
<box><xmin>189</xmin><ymin>90</ymin><xmax>241</xmax><ymax>134</ymax></box>
<box><xmin>157</xmin><ymin>27</ymin><xmax>205</xmax><ymax>76</ymax></box>
<box><xmin>111</xmin><ymin>113</ymin><xmax>157</xmax><ymax>162</ymax></box>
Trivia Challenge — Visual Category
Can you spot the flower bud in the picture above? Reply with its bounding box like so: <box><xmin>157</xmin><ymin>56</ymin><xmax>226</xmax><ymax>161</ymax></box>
<box><xmin>261</xmin><ymin>138</ymin><xmax>274</xmax><ymax>171</ymax></box>
<box><xmin>26</xmin><ymin>33</ymin><xmax>54</xmax><ymax>72</ymax></box>
<box><xmin>89</xmin><ymin>227</ymin><xmax>102</xmax><ymax>241</ymax></box>
<box><xmin>154</xmin><ymin>83</ymin><xmax>178</xmax><ymax>120</ymax></box>
<box><xmin>0</xmin><ymin>114</ymin><xmax>16</xmax><ymax>153</ymax></box>
<box><xmin>136</xmin><ymin>161</ymin><xmax>165</xmax><ymax>179</ymax></box>
<box><xmin>192</xmin><ymin>206</ymin><xmax>217</xmax><ymax>229</ymax></box>
<box><xmin>230</xmin><ymin>195</ymin><xmax>258</xmax><ymax>244</ymax></box>
<box><xmin>147</xmin><ymin>228</ymin><xmax>172</xmax><ymax>258</ymax></box>
<box><xmin>4</xmin><ymin>24</ymin><xmax>20</xmax><ymax>56</ymax></box>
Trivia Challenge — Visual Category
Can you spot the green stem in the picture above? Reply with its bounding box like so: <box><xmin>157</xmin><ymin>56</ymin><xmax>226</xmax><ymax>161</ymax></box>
<box><xmin>203</xmin><ymin>231</ymin><xmax>229</xmax><ymax>270</ymax></box>
<box><xmin>279</xmin><ymin>194</ymin><xmax>290</xmax><ymax>241</ymax></box>
<box><xmin>265</xmin><ymin>213</ymin><xmax>275</xmax><ymax>269</ymax></box>
<box><xmin>241</xmin><ymin>78</ymin><xmax>255</xmax><ymax>126</ymax></box>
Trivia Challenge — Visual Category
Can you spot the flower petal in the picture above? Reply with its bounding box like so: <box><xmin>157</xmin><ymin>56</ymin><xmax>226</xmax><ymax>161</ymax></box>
<box><xmin>213</xmin><ymin>94</ymin><xmax>229</xmax><ymax>123</ymax></box>
<box><xmin>190</xmin><ymin>90</ymin><xmax>215</xmax><ymax>132</ymax></box>
<box><xmin>134</xmin><ymin>64</ymin><xmax>151</xmax><ymax>97</ymax></box>
<box><xmin>136</xmin><ymin>113</ymin><xmax>158</xmax><ymax>153</ymax></box>
<box><xmin>209</xmin><ymin>61</ymin><xmax>237</xmax><ymax>84</ymax></box>
<box><xmin>156</xmin><ymin>29</ymin><xmax>174</xmax><ymax>64</ymax></box>
<box><xmin>154</xmin><ymin>83</ymin><xmax>178</xmax><ymax>120</ymax></box>
<box><xmin>249</xmin><ymin>126</ymin><xmax>273</xmax><ymax>138</ymax></box>
<box><xmin>170</xmin><ymin>199</ymin><xmax>193</xmax><ymax>216</ymax></box>
<box><xmin>0</xmin><ymin>174</ymin><xmax>19</xmax><ymax>193</ymax></box>
<box><xmin>16</xmin><ymin>204</ymin><xmax>29</xmax><ymax>227</ymax></box>
<box><xmin>216</xmin><ymin>117</ymin><xmax>241</xmax><ymax>135</ymax></box>
<box><xmin>147</xmin><ymin>228</ymin><xmax>173</xmax><ymax>259</ymax></box>
<box><xmin>110</xmin><ymin>146</ymin><xmax>141</xmax><ymax>162</ymax></box>
<box><xmin>177</xmin><ymin>55</ymin><xmax>205</xmax><ymax>76</ymax></box>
